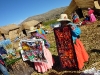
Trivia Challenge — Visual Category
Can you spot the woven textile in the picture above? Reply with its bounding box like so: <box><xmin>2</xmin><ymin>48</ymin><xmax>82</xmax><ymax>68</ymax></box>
<box><xmin>54</xmin><ymin>26</ymin><xmax>78</xmax><ymax>70</ymax></box>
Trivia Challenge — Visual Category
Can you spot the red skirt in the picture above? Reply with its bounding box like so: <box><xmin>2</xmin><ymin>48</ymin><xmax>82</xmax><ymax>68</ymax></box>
<box><xmin>73</xmin><ymin>18</ymin><xmax>80</xmax><ymax>23</ymax></box>
<box><xmin>74</xmin><ymin>39</ymin><xmax>89</xmax><ymax>70</ymax></box>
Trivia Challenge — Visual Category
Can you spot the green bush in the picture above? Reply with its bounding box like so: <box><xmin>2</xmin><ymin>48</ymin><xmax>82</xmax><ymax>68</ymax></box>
<box><xmin>5</xmin><ymin>58</ymin><xmax>21</xmax><ymax>66</ymax></box>
<box><xmin>43</xmin><ymin>19</ymin><xmax>57</xmax><ymax>26</ymax></box>
<box><xmin>43</xmin><ymin>19</ymin><xmax>59</xmax><ymax>29</ymax></box>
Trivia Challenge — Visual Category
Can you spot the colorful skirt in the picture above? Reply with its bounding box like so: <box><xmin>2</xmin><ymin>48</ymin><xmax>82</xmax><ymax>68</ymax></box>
<box><xmin>73</xmin><ymin>18</ymin><xmax>80</xmax><ymax>24</ymax></box>
<box><xmin>34</xmin><ymin>47</ymin><xmax>53</xmax><ymax>73</ymax></box>
<box><xmin>74</xmin><ymin>39</ymin><xmax>89</xmax><ymax>70</ymax></box>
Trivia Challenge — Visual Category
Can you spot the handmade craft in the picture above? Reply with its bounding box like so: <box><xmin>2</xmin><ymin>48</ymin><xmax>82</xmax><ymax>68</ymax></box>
<box><xmin>53</xmin><ymin>26</ymin><xmax>78</xmax><ymax>70</ymax></box>
<box><xmin>0</xmin><ymin>39</ymin><xmax>15</xmax><ymax>59</ymax></box>
<box><xmin>20</xmin><ymin>39</ymin><xmax>47</xmax><ymax>62</ymax></box>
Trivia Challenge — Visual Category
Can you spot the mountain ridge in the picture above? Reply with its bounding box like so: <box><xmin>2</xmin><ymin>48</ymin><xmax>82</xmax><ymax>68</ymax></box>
<box><xmin>22</xmin><ymin>6</ymin><xmax>67</xmax><ymax>23</ymax></box>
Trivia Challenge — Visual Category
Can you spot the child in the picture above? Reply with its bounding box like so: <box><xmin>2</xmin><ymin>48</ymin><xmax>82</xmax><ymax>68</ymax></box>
<box><xmin>72</xmin><ymin>12</ymin><xmax>80</xmax><ymax>24</ymax></box>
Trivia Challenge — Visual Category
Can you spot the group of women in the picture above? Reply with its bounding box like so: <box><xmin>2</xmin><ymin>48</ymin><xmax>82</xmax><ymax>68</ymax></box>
<box><xmin>0</xmin><ymin>13</ymin><xmax>90</xmax><ymax>75</ymax></box>
<box><xmin>72</xmin><ymin>8</ymin><xmax>96</xmax><ymax>25</ymax></box>
<box><xmin>20</xmin><ymin>13</ymin><xmax>89</xmax><ymax>73</ymax></box>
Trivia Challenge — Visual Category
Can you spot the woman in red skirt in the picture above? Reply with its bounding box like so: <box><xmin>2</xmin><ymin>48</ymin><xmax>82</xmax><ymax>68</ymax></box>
<box><xmin>57</xmin><ymin>14</ymin><xmax>89</xmax><ymax>70</ymax></box>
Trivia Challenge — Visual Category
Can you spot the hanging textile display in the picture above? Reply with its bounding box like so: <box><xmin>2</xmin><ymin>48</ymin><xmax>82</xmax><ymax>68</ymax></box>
<box><xmin>20</xmin><ymin>39</ymin><xmax>47</xmax><ymax>62</ymax></box>
<box><xmin>0</xmin><ymin>39</ymin><xmax>15</xmax><ymax>59</ymax></box>
<box><xmin>53</xmin><ymin>26</ymin><xmax>78</xmax><ymax>70</ymax></box>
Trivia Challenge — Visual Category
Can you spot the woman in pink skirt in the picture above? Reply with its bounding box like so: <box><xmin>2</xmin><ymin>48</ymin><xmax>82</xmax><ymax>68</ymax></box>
<box><xmin>29</xmin><ymin>27</ymin><xmax>54</xmax><ymax>73</ymax></box>
<box><xmin>88</xmin><ymin>8</ymin><xmax>96</xmax><ymax>22</ymax></box>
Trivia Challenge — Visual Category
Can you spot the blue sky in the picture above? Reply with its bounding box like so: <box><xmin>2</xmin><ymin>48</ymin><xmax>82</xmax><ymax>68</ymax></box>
<box><xmin>0</xmin><ymin>0</ymin><xmax>71</xmax><ymax>26</ymax></box>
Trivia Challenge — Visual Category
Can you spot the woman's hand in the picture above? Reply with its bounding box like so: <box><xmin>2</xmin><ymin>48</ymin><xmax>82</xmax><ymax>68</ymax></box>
<box><xmin>71</xmin><ymin>26</ymin><xmax>75</xmax><ymax>30</ymax></box>
<box><xmin>69</xmin><ymin>25</ymin><xmax>75</xmax><ymax>30</ymax></box>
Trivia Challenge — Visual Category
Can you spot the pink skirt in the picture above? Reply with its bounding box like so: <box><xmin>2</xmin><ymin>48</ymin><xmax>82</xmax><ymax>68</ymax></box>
<box><xmin>74</xmin><ymin>39</ymin><xmax>89</xmax><ymax>70</ymax></box>
<box><xmin>90</xmin><ymin>14</ymin><xmax>96</xmax><ymax>22</ymax></box>
<box><xmin>34</xmin><ymin>47</ymin><xmax>54</xmax><ymax>73</ymax></box>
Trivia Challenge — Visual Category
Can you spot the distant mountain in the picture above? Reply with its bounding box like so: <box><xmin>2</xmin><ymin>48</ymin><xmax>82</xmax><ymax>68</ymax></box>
<box><xmin>22</xmin><ymin>6</ymin><xmax>67</xmax><ymax>23</ymax></box>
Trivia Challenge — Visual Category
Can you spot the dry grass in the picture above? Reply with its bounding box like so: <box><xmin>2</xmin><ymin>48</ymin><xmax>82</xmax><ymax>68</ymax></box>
<box><xmin>79</xmin><ymin>21</ymin><xmax>100</xmax><ymax>70</ymax></box>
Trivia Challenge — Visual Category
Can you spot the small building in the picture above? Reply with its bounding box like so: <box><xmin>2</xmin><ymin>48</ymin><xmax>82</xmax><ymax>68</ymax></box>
<box><xmin>1</xmin><ymin>24</ymin><xmax>20</xmax><ymax>41</ymax></box>
<box><xmin>18</xmin><ymin>20</ymin><xmax>39</xmax><ymax>36</ymax></box>
<box><xmin>0</xmin><ymin>28</ymin><xmax>8</xmax><ymax>39</ymax></box>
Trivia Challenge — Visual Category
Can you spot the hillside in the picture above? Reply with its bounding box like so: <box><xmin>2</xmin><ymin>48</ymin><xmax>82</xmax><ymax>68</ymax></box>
<box><xmin>22</xmin><ymin>6</ymin><xmax>67</xmax><ymax>23</ymax></box>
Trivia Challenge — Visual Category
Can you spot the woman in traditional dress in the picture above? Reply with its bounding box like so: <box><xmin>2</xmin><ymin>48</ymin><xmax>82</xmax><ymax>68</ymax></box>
<box><xmin>56</xmin><ymin>14</ymin><xmax>89</xmax><ymax>70</ymax></box>
<box><xmin>28</xmin><ymin>27</ymin><xmax>53</xmax><ymax>73</ymax></box>
<box><xmin>88</xmin><ymin>8</ymin><xmax>96</xmax><ymax>22</ymax></box>
<box><xmin>72</xmin><ymin>12</ymin><xmax>80</xmax><ymax>24</ymax></box>
<box><xmin>35</xmin><ymin>23</ymin><xmax>46</xmax><ymax>39</ymax></box>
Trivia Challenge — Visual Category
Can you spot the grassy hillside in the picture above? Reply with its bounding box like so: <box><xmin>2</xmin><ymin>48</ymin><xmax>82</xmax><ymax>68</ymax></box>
<box><xmin>22</xmin><ymin>7</ymin><xmax>67</xmax><ymax>23</ymax></box>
